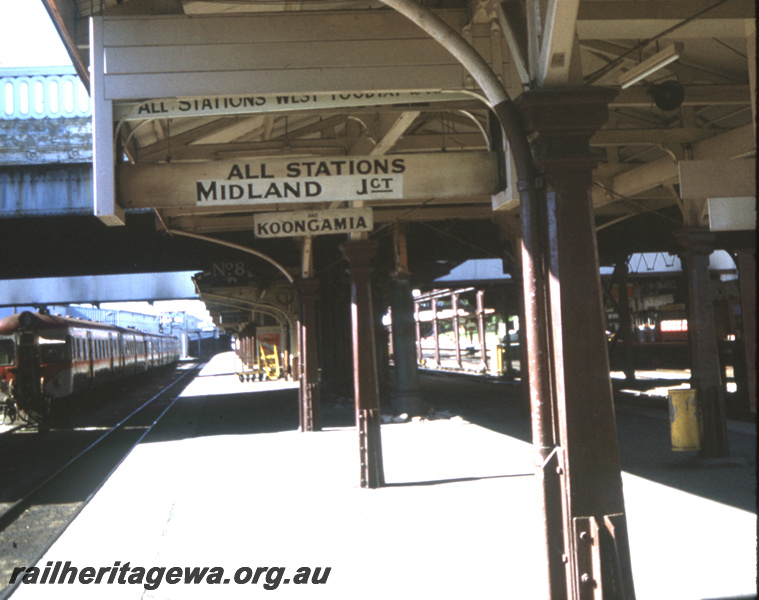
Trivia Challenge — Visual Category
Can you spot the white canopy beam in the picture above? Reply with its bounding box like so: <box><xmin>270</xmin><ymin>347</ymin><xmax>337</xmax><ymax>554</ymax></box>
<box><xmin>537</xmin><ymin>0</ymin><xmax>581</xmax><ymax>87</ymax></box>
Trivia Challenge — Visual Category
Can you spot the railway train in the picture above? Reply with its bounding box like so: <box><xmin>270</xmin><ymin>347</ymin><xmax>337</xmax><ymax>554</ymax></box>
<box><xmin>0</xmin><ymin>310</ymin><xmax>181</xmax><ymax>424</ymax></box>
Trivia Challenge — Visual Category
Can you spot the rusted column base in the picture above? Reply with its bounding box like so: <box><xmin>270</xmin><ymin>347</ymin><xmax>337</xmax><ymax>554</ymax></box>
<box><xmin>358</xmin><ymin>408</ymin><xmax>385</xmax><ymax>488</ymax></box>
<box><xmin>298</xmin><ymin>278</ymin><xmax>322</xmax><ymax>432</ymax></box>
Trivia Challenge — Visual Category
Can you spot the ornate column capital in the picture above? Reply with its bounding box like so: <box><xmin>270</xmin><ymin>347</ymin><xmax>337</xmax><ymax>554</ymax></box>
<box><xmin>516</xmin><ymin>87</ymin><xmax>618</xmax><ymax>137</ymax></box>
<box><xmin>674</xmin><ymin>228</ymin><xmax>717</xmax><ymax>256</ymax></box>
<box><xmin>515</xmin><ymin>87</ymin><xmax>617</xmax><ymax>172</ymax></box>
<box><xmin>296</xmin><ymin>277</ymin><xmax>320</xmax><ymax>301</ymax></box>
<box><xmin>340</xmin><ymin>239</ymin><xmax>379</xmax><ymax>278</ymax></box>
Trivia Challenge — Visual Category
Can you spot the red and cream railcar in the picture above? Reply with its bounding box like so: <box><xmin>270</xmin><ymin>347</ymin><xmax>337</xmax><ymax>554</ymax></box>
<box><xmin>0</xmin><ymin>311</ymin><xmax>180</xmax><ymax>423</ymax></box>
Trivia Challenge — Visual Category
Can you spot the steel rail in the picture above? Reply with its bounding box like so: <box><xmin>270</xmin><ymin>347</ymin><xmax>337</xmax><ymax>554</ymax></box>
<box><xmin>0</xmin><ymin>365</ymin><xmax>198</xmax><ymax>531</ymax></box>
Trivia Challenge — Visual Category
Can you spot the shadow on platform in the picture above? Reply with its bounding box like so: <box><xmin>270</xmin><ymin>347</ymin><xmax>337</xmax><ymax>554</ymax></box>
<box><xmin>418</xmin><ymin>372</ymin><xmax>757</xmax><ymax>513</ymax></box>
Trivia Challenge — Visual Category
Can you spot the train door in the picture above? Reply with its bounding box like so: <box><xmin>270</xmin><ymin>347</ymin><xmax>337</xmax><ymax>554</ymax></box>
<box><xmin>117</xmin><ymin>333</ymin><xmax>124</xmax><ymax>375</ymax></box>
<box><xmin>125</xmin><ymin>336</ymin><xmax>132</xmax><ymax>373</ymax></box>
<box><xmin>86</xmin><ymin>332</ymin><xmax>94</xmax><ymax>384</ymax></box>
<box><xmin>109</xmin><ymin>334</ymin><xmax>115</xmax><ymax>380</ymax></box>
<box><xmin>16</xmin><ymin>332</ymin><xmax>41</xmax><ymax>403</ymax></box>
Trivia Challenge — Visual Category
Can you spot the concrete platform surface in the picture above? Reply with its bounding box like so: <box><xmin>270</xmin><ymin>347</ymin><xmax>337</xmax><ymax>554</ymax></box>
<box><xmin>10</xmin><ymin>355</ymin><xmax>757</xmax><ymax>599</ymax></box>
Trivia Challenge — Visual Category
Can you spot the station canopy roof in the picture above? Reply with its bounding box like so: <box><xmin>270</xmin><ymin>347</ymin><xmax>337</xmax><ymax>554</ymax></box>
<box><xmin>40</xmin><ymin>0</ymin><xmax>755</xmax><ymax>280</ymax></box>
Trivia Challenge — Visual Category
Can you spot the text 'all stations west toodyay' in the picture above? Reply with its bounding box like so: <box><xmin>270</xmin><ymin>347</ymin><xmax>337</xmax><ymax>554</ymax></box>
<box><xmin>120</xmin><ymin>91</ymin><xmax>463</xmax><ymax>120</ymax></box>
<box><xmin>195</xmin><ymin>157</ymin><xmax>406</xmax><ymax>205</ymax></box>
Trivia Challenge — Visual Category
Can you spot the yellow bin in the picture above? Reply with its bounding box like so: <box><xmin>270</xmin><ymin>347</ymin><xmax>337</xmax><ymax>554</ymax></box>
<box><xmin>668</xmin><ymin>389</ymin><xmax>701</xmax><ymax>451</ymax></box>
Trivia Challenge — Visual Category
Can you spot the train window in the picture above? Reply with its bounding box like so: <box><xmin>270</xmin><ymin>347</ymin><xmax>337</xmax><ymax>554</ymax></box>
<box><xmin>41</xmin><ymin>342</ymin><xmax>66</xmax><ymax>362</ymax></box>
<box><xmin>0</xmin><ymin>339</ymin><xmax>15</xmax><ymax>365</ymax></box>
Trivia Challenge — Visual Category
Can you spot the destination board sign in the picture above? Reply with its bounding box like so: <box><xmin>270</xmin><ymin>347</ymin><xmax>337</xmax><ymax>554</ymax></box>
<box><xmin>113</xmin><ymin>91</ymin><xmax>476</xmax><ymax>121</ymax></box>
<box><xmin>118</xmin><ymin>152</ymin><xmax>500</xmax><ymax>209</ymax></box>
<box><xmin>195</xmin><ymin>157</ymin><xmax>404</xmax><ymax>206</ymax></box>
<box><xmin>253</xmin><ymin>208</ymin><xmax>373</xmax><ymax>239</ymax></box>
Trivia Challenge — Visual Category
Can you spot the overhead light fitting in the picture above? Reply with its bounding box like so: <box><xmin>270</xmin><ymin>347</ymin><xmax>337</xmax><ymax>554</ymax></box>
<box><xmin>650</xmin><ymin>81</ymin><xmax>686</xmax><ymax>111</ymax></box>
<box><xmin>618</xmin><ymin>43</ymin><xmax>683</xmax><ymax>89</ymax></box>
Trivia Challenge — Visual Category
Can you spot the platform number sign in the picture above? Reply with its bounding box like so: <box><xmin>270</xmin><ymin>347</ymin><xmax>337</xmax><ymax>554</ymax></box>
<box><xmin>196</xmin><ymin>262</ymin><xmax>257</xmax><ymax>286</ymax></box>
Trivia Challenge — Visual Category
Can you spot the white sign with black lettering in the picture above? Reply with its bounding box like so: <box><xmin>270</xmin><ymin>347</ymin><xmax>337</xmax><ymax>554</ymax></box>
<box><xmin>119</xmin><ymin>152</ymin><xmax>499</xmax><ymax>209</ymax></box>
<box><xmin>113</xmin><ymin>91</ymin><xmax>473</xmax><ymax>121</ymax></box>
<box><xmin>254</xmin><ymin>208</ymin><xmax>373</xmax><ymax>238</ymax></box>
<box><xmin>196</xmin><ymin>157</ymin><xmax>404</xmax><ymax>206</ymax></box>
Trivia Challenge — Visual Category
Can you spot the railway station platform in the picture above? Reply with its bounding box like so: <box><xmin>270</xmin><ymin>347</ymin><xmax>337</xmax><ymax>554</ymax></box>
<box><xmin>11</xmin><ymin>353</ymin><xmax>757</xmax><ymax>600</ymax></box>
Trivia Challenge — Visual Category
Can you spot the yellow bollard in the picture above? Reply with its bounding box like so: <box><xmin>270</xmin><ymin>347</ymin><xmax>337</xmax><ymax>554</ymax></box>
<box><xmin>668</xmin><ymin>389</ymin><xmax>701</xmax><ymax>451</ymax></box>
<box><xmin>495</xmin><ymin>344</ymin><xmax>505</xmax><ymax>374</ymax></box>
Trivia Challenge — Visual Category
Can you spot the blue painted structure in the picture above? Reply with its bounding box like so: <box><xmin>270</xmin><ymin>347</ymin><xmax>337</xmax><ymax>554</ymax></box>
<box><xmin>1</xmin><ymin>66</ymin><xmax>92</xmax><ymax>216</ymax></box>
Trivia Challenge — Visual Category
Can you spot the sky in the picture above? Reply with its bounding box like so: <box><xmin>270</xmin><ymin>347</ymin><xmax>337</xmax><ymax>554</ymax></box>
<box><xmin>0</xmin><ymin>0</ymin><xmax>72</xmax><ymax>68</ymax></box>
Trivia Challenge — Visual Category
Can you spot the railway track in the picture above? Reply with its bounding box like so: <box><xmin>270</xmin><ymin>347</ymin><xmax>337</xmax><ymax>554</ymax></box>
<box><xmin>0</xmin><ymin>362</ymin><xmax>201</xmax><ymax>599</ymax></box>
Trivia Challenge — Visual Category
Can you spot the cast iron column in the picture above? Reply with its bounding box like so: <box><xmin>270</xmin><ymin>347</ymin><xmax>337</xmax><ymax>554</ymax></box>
<box><xmin>341</xmin><ymin>240</ymin><xmax>385</xmax><ymax>488</ymax></box>
<box><xmin>432</xmin><ymin>305</ymin><xmax>440</xmax><ymax>366</ymax></box>
<box><xmin>614</xmin><ymin>257</ymin><xmax>636</xmax><ymax>382</ymax></box>
<box><xmin>297</xmin><ymin>278</ymin><xmax>322</xmax><ymax>432</ymax></box>
<box><xmin>452</xmin><ymin>292</ymin><xmax>462</xmax><ymax>369</ymax></box>
<box><xmin>676</xmin><ymin>229</ymin><xmax>730</xmax><ymax>457</ymax></box>
<box><xmin>389</xmin><ymin>275</ymin><xmax>423</xmax><ymax>416</ymax></box>
<box><xmin>517</xmin><ymin>88</ymin><xmax>635</xmax><ymax>600</ymax></box>
<box><xmin>735</xmin><ymin>248</ymin><xmax>757</xmax><ymax>413</ymax></box>
<box><xmin>476</xmin><ymin>289</ymin><xmax>488</xmax><ymax>371</ymax></box>
<box><xmin>414</xmin><ymin>302</ymin><xmax>423</xmax><ymax>364</ymax></box>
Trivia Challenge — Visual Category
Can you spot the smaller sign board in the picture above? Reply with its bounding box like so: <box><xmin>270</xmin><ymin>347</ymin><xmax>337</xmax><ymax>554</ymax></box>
<box><xmin>113</xmin><ymin>91</ymin><xmax>474</xmax><ymax>121</ymax></box>
<box><xmin>254</xmin><ymin>208</ymin><xmax>373</xmax><ymax>239</ymax></box>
